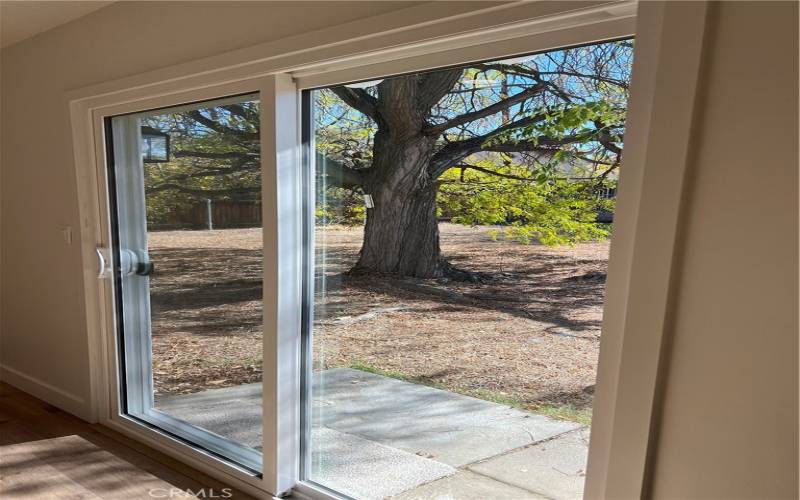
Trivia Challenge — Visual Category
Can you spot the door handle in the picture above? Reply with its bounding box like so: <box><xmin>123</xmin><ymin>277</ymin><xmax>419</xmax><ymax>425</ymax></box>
<box><xmin>97</xmin><ymin>247</ymin><xmax>153</xmax><ymax>277</ymax></box>
<box><xmin>120</xmin><ymin>249</ymin><xmax>154</xmax><ymax>276</ymax></box>
<box><xmin>136</xmin><ymin>260</ymin><xmax>154</xmax><ymax>276</ymax></box>
<box><xmin>96</xmin><ymin>247</ymin><xmax>112</xmax><ymax>278</ymax></box>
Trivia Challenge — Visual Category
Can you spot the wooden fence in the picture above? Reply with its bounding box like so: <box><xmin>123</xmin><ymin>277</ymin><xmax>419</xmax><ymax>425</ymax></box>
<box><xmin>149</xmin><ymin>200</ymin><xmax>261</xmax><ymax>230</ymax></box>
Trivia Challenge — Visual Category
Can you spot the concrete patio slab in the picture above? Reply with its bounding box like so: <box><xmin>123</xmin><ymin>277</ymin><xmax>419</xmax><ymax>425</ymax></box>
<box><xmin>157</xmin><ymin>368</ymin><xmax>587</xmax><ymax>499</ymax></box>
<box><xmin>391</xmin><ymin>471</ymin><xmax>548</xmax><ymax>500</ymax></box>
<box><xmin>313</xmin><ymin>368</ymin><xmax>580</xmax><ymax>467</ymax></box>
<box><xmin>156</xmin><ymin>382</ymin><xmax>263</xmax><ymax>449</ymax></box>
<box><xmin>469</xmin><ymin>427</ymin><xmax>590</xmax><ymax>500</ymax></box>
<box><xmin>310</xmin><ymin>427</ymin><xmax>455</xmax><ymax>500</ymax></box>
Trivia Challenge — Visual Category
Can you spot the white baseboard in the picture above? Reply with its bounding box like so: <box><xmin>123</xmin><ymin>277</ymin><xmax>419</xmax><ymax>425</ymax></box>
<box><xmin>0</xmin><ymin>364</ymin><xmax>92</xmax><ymax>422</ymax></box>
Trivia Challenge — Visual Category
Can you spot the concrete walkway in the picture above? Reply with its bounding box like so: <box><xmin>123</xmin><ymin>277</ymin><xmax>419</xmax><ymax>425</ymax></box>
<box><xmin>157</xmin><ymin>368</ymin><xmax>589</xmax><ymax>500</ymax></box>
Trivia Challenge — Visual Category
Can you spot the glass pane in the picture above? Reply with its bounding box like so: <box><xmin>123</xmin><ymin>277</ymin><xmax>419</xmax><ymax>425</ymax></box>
<box><xmin>307</xmin><ymin>40</ymin><xmax>633</xmax><ymax>499</ymax></box>
<box><xmin>110</xmin><ymin>94</ymin><xmax>263</xmax><ymax>470</ymax></box>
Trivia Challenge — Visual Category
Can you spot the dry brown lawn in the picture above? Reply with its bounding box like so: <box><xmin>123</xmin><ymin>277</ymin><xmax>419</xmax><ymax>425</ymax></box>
<box><xmin>148</xmin><ymin>224</ymin><xmax>608</xmax><ymax>419</ymax></box>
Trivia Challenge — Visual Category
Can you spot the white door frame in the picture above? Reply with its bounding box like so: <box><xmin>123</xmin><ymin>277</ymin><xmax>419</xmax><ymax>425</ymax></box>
<box><xmin>66</xmin><ymin>1</ymin><xmax>707</xmax><ymax>498</ymax></box>
<box><xmin>82</xmin><ymin>76</ymin><xmax>294</xmax><ymax>498</ymax></box>
<box><xmin>106</xmin><ymin>96</ymin><xmax>268</xmax><ymax>474</ymax></box>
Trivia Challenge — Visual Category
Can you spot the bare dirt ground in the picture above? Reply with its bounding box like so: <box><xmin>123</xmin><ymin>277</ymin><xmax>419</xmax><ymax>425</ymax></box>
<box><xmin>148</xmin><ymin>224</ymin><xmax>609</xmax><ymax>419</ymax></box>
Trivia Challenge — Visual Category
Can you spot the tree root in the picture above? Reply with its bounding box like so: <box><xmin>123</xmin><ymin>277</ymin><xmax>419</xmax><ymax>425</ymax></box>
<box><xmin>439</xmin><ymin>260</ymin><xmax>491</xmax><ymax>283</ymax></box>
<box><xmin>347</xmin><ymin>259</ymin><xmax>489</xmax><ymax>283</ymax></box>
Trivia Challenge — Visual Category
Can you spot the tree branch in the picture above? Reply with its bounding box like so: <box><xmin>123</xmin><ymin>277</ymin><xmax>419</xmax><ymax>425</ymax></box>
<box><xmin>472</xmin><ymin>62</ymin><xmax>590</xmax><ymax>104</ymax></box>
<box><xmin>329</xmin><ymin>86</ymin><xmax>380</xmax><ymax>123</ymax></box>
<box><xmin>416</xmin><ymin>68</ymin><xmax>464</xmax><ymax>111</ymax></box>
<box><xmin>481</xmin><ymin>135</ymin><xmax>587</xmax><ymax>153</ymax></box>
<box><xmin>186</xmin><ymin>110</ymin><xmax>259</xmax><ymax>141</ymax></box>
<box><xmin>424</xmin><ymin>83</ymin><xmax>546</xmax><ymax>136</ymax></box>
<box><xmin>428</xmin><ymin>111</ymin><xmax>551</xmax><ymax>178</ymax></box>
<box><xmin>536</xmin><ymin>70</ymin><xmax>629</xmax><ymax>89</ymax></box>
<box><xmin>451</xmin><ymin>163</ymin><xmax>537</xmax><ymax>182</ymax></box>
<box><xmin>316</xmin><ymin>153</ymin><xmax>365</xmax><ymax>189</ymax></box>
<box><xmin>222</xmin><ymin>104</ymin><xmax>258</xmax><ymax>121</ymax></box>
<box><xmin>594</xmin><ymin>124</ymin><xmax>623</xmax><ymax>155</ymax></box>
<box><xmin>597</xmin><ymin>161</ymin><xmax>620</xmax><ymax>181</ymax></box>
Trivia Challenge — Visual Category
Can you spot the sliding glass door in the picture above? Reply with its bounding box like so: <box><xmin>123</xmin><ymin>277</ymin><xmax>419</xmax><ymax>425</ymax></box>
<box><xmin>106</xmin><ymin>93</ymin><xmax>263</xmax><ymax>472</ymax></box>
<box><xmin>302</xmin><ymin>39</ymin><xmax>631</xmax><ymax>499</ymax></box>
<box><xmin>96</xmin><ymin>38</ymin><xmax>631</xmax><ymax>499</ymax></box>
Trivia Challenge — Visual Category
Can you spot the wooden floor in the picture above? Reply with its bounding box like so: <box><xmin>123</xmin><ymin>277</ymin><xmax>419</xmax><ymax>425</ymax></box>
<box><xmin>0</xmin><ymin>382</ymin><xmax>257</xmax><ymax>499</ymax></box>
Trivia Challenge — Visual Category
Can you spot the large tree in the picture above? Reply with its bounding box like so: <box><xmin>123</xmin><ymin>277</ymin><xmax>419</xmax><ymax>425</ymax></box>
<box><xmin>146</xmin><ymin>41</ymin><xmax>632</xmax><ymax>279</ymax></box>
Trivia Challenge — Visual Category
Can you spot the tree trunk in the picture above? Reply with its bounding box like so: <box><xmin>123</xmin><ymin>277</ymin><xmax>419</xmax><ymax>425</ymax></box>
<box><xmin>343</xmin><ymin>71</ymin><xmax>467</xmax><ymax>279</ymax></box>
<box><xmin>353</xmin><ymin>133</ymin><xmax>448</xmax><ymax>278</ymax></box>
<box><xmin>356</xmin><ymin>181</ymin><xmax>443</xmax><ymax>277</ymax></box>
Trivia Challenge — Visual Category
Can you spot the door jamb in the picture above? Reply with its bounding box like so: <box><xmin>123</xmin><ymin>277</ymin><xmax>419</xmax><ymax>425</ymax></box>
<box><xmin>584</xmin><ymin>2</ymin><xmax>710</xmax><ymax>497</ymax></box>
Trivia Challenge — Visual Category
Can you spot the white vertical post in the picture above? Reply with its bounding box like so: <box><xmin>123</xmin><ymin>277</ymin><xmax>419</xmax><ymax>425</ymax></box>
<box><xmin>261</xmin><ymin>74</ymin><xmax>302</xmax><ymax>496</ymax></box>
<box><xmin>111</xmin><ymin>115</ymin><xmax>155</xmax><ymax>416</ymax></box>
<box><xmin>206</xmin><ymin>198</ymin><xmax>213</xmax><ymax>230</ymax></box>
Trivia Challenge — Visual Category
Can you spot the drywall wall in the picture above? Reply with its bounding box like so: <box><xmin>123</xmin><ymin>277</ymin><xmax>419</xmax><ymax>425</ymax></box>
<box><xmin>647</xmin><ymin>1</ymin><xmax>798</xmax><ymax>497</ymax></box>
<box><xmin>3</xmin><ymin>0</ymin><xmax>627</xmax><ymax>422</ymax></box>
<box><xmin>0</xmin><ymin>0</ymin><xmax>493</xmax><ymax>419</ymax></box>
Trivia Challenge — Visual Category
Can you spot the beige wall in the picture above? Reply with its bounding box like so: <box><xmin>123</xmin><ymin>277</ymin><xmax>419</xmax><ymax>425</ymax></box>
<box><xmin>1</xmin><ymin>0</ymin><xmax>797</xmax><ymax>496</ymax></box>
<box><xmin>0</xmin><ymin>0</ymin><xmax>446</xmax><ymax>417</ymax></box>
<box><xmin>648</xmin><ymin>2</ymin><xmax>798</xmax><ymax>497</ymax></box>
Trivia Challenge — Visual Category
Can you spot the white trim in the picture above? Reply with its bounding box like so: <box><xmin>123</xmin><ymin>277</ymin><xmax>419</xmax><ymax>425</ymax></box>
<box><xmin>584</xmin><ymin>2</ymin><xmax>710</xmax><ymax>498</ymax></box>
<box><xmin>261</xmin><ymin>74</ymin><xmax>303</xmax><ymax>496</ymax></box>
<box><xmin>71</xmin><ymin>97</ymin><xmax>113</xmax><ymax>425</ymax></box>
<box><xmin>139</xmin><ymin>409</ymin><xmax>262</xmax><ymax>472</ymax></box>
<box><xmin>64</xmin><ymin>1</ymin><xmax>635</xmax><ymax>105</ymax></box>
<box><xmin>125</xmin><ymin>93</ymin><xmax>259</xmax><ymax>120</ymax></box>
<box><xmin>103</xmin><ymin>416</ymin><xmax>270</xmax><ymax>499</ymax></box>
<box><xmin>286</xmin><ymin>1</ymin><xmax>634</xmax><ymax>79</ymax></box>
<box><xmin>294</xmin><ymin>16</ymin><xmax>634</xmax><ymax>89</ymax></box>
<box><xmin>292</xmin><ymin>6</ymin><xmax>635</xmax><ymax>88</ymax></box>
<box><xmin>292</xmin><ymin>481</ymin><xmax>350</xmax><ymax>500</ymax></box>
<box><xmin>0</xmin><ymin>364</ymin><xmax>90</xmax><ymax>421</ymax></box>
